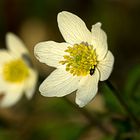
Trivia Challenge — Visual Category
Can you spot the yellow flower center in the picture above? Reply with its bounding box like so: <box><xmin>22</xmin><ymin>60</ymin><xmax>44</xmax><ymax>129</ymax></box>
<box><xmin>3</xmin><ymin>59</ymin><xmax>29</xmax><ymax>83</ymax></box>
<box><xmin>59</xmin><ymin>43</ymin><xmax>97</xmax><ymax>76</ymax></box>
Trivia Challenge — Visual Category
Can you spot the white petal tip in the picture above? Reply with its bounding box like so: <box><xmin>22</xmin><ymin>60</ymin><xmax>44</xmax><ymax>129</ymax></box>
<box><xmin>39</xmin><ymin>91</ymin><xmax>61</xmax><ymax>98</ymax></box>
<box><xmin>39</xmin><ymin>85</ymin><xmax>45</xmax><ymax>95</ymax></box>
<box><xmin>34</xmin><ymin>43</ymin><xmax>43</xmax><ymax>62</ymax></box>
<box><xmin>39</xmin><ymin>87</ymin><xmax>67</xmax><ymax>98</ymax></box>
<box><xmin>34</xmin><ymin>43</ymin><xmax>40</xmax><ymax>53</ymax></box>
<box><xmin>39</xmin><ymin>85</ymin><xmax>52</xmax><ymax>97</ymax></box>
<box><xmin>78</xmin><ymin>104</ymin><xmax>85</xmax><ymax>108</ymax></box>
<box><xmin>39</xmin><ymin>91</ymin><xmax>49</xmax><ymax>97</ymax></box>
<box><xmin>57</xmin><ymin>11</ymin><xmax>75</xmax><ymax>22</ymax></box>
<box><xmin>6</xmin><ymin>32</ymin><xmax>15</xmax><ymax>37</ymax></box>
<box><xmin>6</xmin><ymin>32</ymin><xmax>15</xmax><ymax>42</ymax></box>
<box><xmin>5</xmin><ymin>32</ymin><xmax>29</xmax><ymax>56</ymax></box>
<box><xmin>92</xmin><ymin>22</ymin><xmax>102</xmax><ymax>28</ymax></box>
<box><xmin>76</xmin><ymin>99</ymin><xmax>86</xmax><ymax>108</ymax></box>
<box><xmin>40</xmin><ymin>92</ymin><xmax>47</xmax><ymax>97</ymax></box>
<box><xmin>34</xmin><ymin>44</ymin><xmax>39</xmax><ymax>54</ymax></box>
<box><xmin>58</xmin><ymin>11</ymin><xmax>69</xmax><ymax>16</ymax></box>
<box><xmin>6</xmin><ymin>32</ymin><xmax>22</xmax><ymax>44</ymax></box>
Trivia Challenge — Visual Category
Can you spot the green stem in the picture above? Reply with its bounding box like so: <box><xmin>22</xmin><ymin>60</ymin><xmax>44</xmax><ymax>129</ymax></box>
<box><xmin>106</xmin><ymin>80</ymin><xmax>140</xmax><ymax>128</ymax></box>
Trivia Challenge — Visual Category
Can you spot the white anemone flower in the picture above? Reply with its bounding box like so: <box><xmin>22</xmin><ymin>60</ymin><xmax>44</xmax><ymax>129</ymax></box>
<box><xmin>0</xmin><ymin>33</ymin><xmax>38</xmax><ymax>107</ymax></box>
<box><xmin>34</xmin><ymin>11</ymin><xmax>114</xmax><ymax>107</ymax></box>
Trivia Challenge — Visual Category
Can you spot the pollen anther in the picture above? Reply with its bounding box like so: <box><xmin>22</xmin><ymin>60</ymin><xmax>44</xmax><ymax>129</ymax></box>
<box><xmin>3</xmin><ymin>59</ymin><xmax>29</xmax><ymax>83</ymax></box>
<box><xmin>59</xmin><ymin>43</ymin><xmax>97</xmax><ymax>76</ymax></box>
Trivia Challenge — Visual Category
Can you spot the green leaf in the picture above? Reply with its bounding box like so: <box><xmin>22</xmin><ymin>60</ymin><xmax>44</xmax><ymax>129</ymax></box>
<box><xmin>101</xmin><ymin>135</ymin><xmax>114</xmax><ymax>140</ymax></box>
<box><xmin>102</xmin><ymin>84</ymin><xmax>125</xmax><ymax>114</ymax></box>
<box><xmin>31</xmin><ymin>121</ymin><xmax>84</xmax><ymax>140</ymax></box>
<box><xmin>124</xmin><ymin>65</ymin><xmax>140</xmax><ymax>95</ymax></box>
<box><xmin>0</xmin><ymin>129</ymin><xmax>16</xmax><ymax>140</ymax></box>
<box><xmin>124</xmin><ymin>65</ymin><xmax>140</xmax><ymax>116</ymax></box>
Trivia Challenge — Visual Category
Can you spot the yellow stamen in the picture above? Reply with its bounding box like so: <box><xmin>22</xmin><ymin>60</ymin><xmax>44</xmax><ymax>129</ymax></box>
<box><xmin>59</xmin><ymin>42</ymin><xmax>97</xmax><ymax>76</ymax></box>
<box><xmin>3</xmin><ymin>59</ymin><xmax>29</xmax><ymax>83</ymax></box>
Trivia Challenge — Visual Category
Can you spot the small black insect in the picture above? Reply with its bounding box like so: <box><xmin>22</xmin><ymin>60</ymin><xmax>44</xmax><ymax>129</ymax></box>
<box><xmin>90</xmin><ymin>68</ymin><xmax>95</xmax><ymax>76</ymax></box>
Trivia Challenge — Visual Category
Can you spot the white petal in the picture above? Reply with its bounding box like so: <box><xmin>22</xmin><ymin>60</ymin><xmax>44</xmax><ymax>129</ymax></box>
<box><xmin>97</xmin><ymin>51</ymin><xmax>114</xmax><ymax>81</ymax></box>
<box><xmin>24</xmin><ymin>69</ymin><xmax>38</xmax><ymax>99</ymax></box>
<box><xmin>0</xmin><ymin>84</ymin><xmax>24</xmax><ymax>107</ymax></box>
<box><xmin>91</xmin><ymin>22</ymin><xmax>108</xmax><ymax>60</ymax></box>
<box><xmin>6</xmin><ymin>32</ymin><xmax>29</xmax><ymax>58</ymax></box>
<box><xmin>0</xmin><ymin>51</ymin><xmax>14</xmax><ymax>78</ymax></box>
<box><xmin>76</xmin><ymin>69</ymin><xmax>99</xmax><ymax>107</ymax></box>
<box><xmin>0</xmin><ymin>50</ymin><xmax>13</xmax><ymax>66</ymax></box>
<box><xmin>39</xmin><ymin>67</ymin><xmax>81</xmax><ymax>97</ymax></box>
<box><xmin>34</xmin><ymin>41</ymin><xmax>69</xmax><ymax>68</ymax></box>
<box><xmin>0</xmin><ymin>75</ymin><xmax>13</xmax><ymax>91</ymax></box>
<box><xmin>57</xmin><ymin>11</ymin><xmax>92</xmax><ymax>45</ymax></box>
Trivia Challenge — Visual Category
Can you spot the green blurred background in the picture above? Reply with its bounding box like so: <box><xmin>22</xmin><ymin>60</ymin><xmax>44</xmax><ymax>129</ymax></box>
<box><xmin>0</xmin><ymin>0</ymin><xmax>140</xmax><ymax>140</ymax></box>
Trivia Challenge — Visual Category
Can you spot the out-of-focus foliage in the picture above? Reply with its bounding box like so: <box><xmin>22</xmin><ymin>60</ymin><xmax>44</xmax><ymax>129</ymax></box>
<box><xmin>101</xmin><ymin>135</ymin><xmax>114</xmax><ymax>140</ymax></box>
<box><xmin>124</xmin><ymin>65</ymin><xmax>140</xmax><ymax>116</ymax></box>
<box><xmin>102</xmin><ymin>84</ymin><xmax>125</xmax><ymax>114</ymax></box>
<box><xmin>31</xmin><ymin>121</ymin><xmax>83</xmax><ymax>140</ymax></box>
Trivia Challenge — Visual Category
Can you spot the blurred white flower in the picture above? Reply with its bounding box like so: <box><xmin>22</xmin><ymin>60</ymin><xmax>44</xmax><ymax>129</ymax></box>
<box><xmin>34</xmin><ymin>11</ymin><xmax>114</xmax><ymax>107</ymax></box>
<box><xmin>0</xmin><ymin>33</ymin><xmax>38</xmax><ymax>107</ymax></box>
